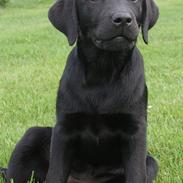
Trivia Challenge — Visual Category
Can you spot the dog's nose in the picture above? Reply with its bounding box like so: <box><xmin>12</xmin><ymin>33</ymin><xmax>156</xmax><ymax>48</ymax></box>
<box><xmin>112</xmin><ymin>13</ymin><xmax>132</xmax><ymax>26</ymax></box>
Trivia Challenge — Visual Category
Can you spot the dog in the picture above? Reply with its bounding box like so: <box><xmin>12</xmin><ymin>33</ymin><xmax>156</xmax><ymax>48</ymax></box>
<box><xmin>0</xmin><ymin>0</ymin><xmax>159</xmax><ymax>182</ymax></box>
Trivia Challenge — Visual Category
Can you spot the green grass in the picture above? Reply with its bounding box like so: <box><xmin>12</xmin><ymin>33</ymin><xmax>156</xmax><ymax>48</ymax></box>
<box><xmin>0</xmin><ymin>0</ymin><xmax>183</xmax><ymax>182</ymax></box>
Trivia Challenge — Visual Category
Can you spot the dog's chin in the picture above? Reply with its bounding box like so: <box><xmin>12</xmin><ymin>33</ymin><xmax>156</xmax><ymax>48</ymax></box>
<box><xmin>93</xmin><ymin>36</ymin><xmax>136</xmax><ymax>51</ymax></box>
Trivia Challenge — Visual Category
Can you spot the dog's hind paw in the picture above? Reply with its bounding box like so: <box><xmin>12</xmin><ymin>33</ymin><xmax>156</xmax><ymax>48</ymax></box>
<box><xmin>0</xmin><ymin>167</ymin><xmax>7</xmax><ymax>181</ymax></box>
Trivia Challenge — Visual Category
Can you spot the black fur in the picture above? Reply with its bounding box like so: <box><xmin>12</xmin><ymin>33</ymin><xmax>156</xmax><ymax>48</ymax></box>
<box><xmin>1</xmin><ymin>0</ymin><xmax>159</xmax><ymax>182</ymax></box>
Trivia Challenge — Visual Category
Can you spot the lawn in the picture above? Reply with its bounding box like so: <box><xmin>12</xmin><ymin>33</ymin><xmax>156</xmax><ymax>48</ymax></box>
<box><xmin>0</xmin><ymin>0</ymin><xmax>183</xmax><ymax>182</ymax></box>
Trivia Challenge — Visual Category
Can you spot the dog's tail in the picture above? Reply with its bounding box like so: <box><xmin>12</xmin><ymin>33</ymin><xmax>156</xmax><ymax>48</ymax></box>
<box><xmin>0</xmin><ymin>167</ymin><xmax>7</xmax><ymax>181</ymax></box>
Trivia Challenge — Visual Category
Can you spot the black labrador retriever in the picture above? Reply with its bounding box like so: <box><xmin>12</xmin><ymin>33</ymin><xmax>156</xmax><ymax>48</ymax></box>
<box><xmin>1</xmin><ymin>0</ymin><xmax>159</xmax><ymax>182</ymax></box>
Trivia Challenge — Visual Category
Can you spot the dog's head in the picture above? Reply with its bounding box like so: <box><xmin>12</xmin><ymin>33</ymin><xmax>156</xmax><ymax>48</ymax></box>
<box><xmin>49</xmin><ymin>0</ymin><xmax>159</xmax><ymax>51</ymax></box>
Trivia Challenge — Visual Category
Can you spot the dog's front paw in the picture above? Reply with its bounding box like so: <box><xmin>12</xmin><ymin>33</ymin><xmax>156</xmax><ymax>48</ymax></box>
<box><xmin>126</xmin><ymin>175</ymin><xmax>147</xmax><ymax>183</ymax></box>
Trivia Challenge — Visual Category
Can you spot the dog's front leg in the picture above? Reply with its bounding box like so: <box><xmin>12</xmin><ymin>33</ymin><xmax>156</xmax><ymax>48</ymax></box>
<box><xmin>46</xmin><ymin>123</ymin><xmax>73</xmax><ymax>183</ymax></box>
<box><xmin>124</xmin><ymin>126</ymin><xmax>147</xmax><ymax>183</ymax></box>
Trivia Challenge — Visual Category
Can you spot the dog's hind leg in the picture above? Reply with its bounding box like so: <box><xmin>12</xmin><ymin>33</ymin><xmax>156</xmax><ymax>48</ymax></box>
<box><xmin>146</xmin><ymin>155</ymin><xmax>159</xmax><ymax>183</ymax></box>
<box><xmin>6</xmin><ymin>127</ymin><xmax>52</xmax><ymax>183</ymax></box>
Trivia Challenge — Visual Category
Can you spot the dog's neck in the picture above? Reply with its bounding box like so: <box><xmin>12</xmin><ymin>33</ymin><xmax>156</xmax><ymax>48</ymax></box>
<box><xmin>77</xmin><ymin>37</ymin><xmax>134</xmax><ymax>86</ymax></box>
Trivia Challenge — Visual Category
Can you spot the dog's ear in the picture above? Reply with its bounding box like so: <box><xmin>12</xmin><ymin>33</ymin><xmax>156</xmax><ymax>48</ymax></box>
<box><xmin>141</xmin><ymin>0</ymin><xmax>159</xmax><ymax>44</ymax></box>
<box><xmin>48</xmin><ymin>0</ymin><xmax>78</xmax><ymax>46</ymax></box>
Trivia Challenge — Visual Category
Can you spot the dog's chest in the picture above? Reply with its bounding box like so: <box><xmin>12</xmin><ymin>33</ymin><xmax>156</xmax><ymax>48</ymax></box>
<box><xmin>63</xmin><ymin>113</ymin><xmax>139</xmax><ymax>137</ymax></box>
<box><xmin>62</xmin><ymin>113</ymin><xmax>139</xmax><ymax>165</ymax></box>
<box><xmin>59</xmin><ymin>82</ymin><xmax>142</xmax><ymax>114</ymax></box>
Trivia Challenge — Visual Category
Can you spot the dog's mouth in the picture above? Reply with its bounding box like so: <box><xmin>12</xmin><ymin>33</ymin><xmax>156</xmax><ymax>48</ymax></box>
<box><xmin>93</xmin><ymin>35</ymin><xmax>136</xmax><ymax>51</ymax></box>
<box><xmin>95</xmin><ymin>35</ymin><xmax>135</xmax><ymax>43</ymax></box>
